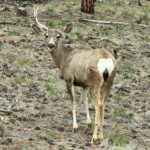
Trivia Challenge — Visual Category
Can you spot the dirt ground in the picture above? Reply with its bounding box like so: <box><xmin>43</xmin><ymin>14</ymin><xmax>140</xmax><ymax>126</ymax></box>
<box><xmin>0</xmin><ymin>0</ymin><xmax>150</xmax><ymax>150</ymax></box>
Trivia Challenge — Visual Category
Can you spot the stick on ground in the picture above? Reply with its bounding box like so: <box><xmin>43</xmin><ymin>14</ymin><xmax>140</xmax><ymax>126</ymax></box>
<box><xmin>79</xmin><ymin>18</ymin><xmax>150</xmax><ymax>28</ymax></box>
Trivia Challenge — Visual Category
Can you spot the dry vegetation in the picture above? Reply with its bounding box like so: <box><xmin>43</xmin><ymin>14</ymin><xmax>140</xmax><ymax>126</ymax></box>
<box><xmin>0</xmin><ymin>0</ymin><xmax>150</xmax><ymax>149</ymax></box>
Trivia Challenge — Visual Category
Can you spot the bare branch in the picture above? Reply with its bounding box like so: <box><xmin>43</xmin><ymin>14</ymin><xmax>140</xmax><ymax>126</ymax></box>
<box><xmin>0</xmin><ymin>20</ymin><xmax>20</xmax><ymax>25</ymax></box>
<box><xmin>16</xmin><ymin>7</ymin><xmax>28</xmax><ymax>16</ymax></box>
<box><xmin>79</xmin><ymin>18</ymin><xmax>150</xmax><ymax>28</ymax></box>
<box><xmin>0</xmin><ymin>109</ymin><xmax>12</xmax><ymax>115</ymax></box>
<box><xmin>138</xmin><ymin>0</ymin><xmax>142</xmax><ymax>6</ymax></box>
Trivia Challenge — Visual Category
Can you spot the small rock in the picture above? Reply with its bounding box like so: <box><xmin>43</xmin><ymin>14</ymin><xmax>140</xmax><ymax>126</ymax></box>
<box><xmin>11</xmin><ymin>107</ymin><xmax>24</xmax><ymax>112</ymax></box>
<box><xmin>68</xmin><ymin>139</ymin><xmax>72</xmax><ymax>142</ymax></box>
<box><xmin>34</xmin><ymin>126</ymin><xmax>41</xmax><ymax>130</ymax></box>
<box><xmin>71</xmin><ymin>144</ymin><xmax>76</xmax><ymax>148</ymax></box>
<box><xmin>145</xmin><ymin>111</ymin><xmax>150</xmax><ymax>121</ymax></box>
<box><xmin>57</xmin><ymin>127</ymin><xmax>64</xmax><ymax>132</ymax></box>
<box><xmin>1</xmin><ymin>138</ymin><xmax>12</xmax><ymax>145</ymax></box>
<box><xmin>58</xmin><ymin>144</ymin><xmax>65</xmax><ymax>150</ymax></box>
<box><xmin>85</xmin><ymin>142</ymin><xmax>91</xmax><ymax>146</ymax></box>
<box><xmin>28</xmin><ymin>137</ymin><xmax>34</xmax><ymax>141</ymax></box>
<box><xmin>79</xmin><ymin>145</ymin><xmax>85</xmax><ymax>149</ymax></box>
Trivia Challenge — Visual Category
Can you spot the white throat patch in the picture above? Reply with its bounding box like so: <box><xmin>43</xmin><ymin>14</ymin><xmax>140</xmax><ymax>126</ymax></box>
<box><xmin>97</xmin><ymin>58</ymin><xmax>114</xmax><ymax>75</ymax></box>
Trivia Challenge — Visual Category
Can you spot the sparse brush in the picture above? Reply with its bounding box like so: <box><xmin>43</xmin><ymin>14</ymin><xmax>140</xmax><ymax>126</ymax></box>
<box><xmin>107</xmin><ymin>132</ymin><xmax>129</xmax><ymax>146</ymax></box>
<box><xmin>8</xmin><ymin>26</ymin><xmax>22</xmax><ymax>36</ymax></box>
<box><xmin>40</xmin><ymin>130</ymin><xmax>59</xmax><ymax>142</ymax></box>
<box><xmin>0</xmin><ymin>124</ymin><xmax>5</xmax><ymax>137</ymax></box>
<box><xmin>44</xmin><ymin>75</ymin><xmax>65</xmax><ymax>97</ymax></box>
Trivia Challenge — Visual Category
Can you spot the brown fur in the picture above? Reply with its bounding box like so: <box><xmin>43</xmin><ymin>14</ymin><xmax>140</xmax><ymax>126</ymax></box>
<box><xmin>61</xmin><ymin>48</ymin><xmax>116</xmax><ymax>94</ymax></box>
<box><xmin>46</xmin><ymin>25</ymin><xmax>117</xmax><ymax>143</ymax></box>
<box><xmin>32</xmin><ymin>8</ymin><xmax>117</xmax><ymax>142</ymax></box>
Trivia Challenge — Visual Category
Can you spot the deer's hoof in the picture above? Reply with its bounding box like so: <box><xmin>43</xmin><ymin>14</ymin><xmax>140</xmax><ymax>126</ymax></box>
<box><xmin>73</xmin><ymin>124</ymin><xmax>78</xmax><ymax>133</ymax></box>
<box><xmin>91</xmin><ymin>138</ymin><xmax>97</xmax><ymax>145</ymax></box>
<box><xmin>91</xmin><ymin>138</ymin><xmax>100</xmax><ymax>145</ymax></box>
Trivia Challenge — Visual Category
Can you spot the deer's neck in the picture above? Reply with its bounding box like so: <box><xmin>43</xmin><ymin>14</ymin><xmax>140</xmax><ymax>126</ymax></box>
<box><xmin>51</xmin><ymin>40</ymin><xmax>72</xmax><ymax>70</ymax></box>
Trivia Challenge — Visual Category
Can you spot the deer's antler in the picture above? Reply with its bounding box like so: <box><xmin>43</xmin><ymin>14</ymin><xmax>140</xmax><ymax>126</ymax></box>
<box><xmin>32</xmin><ymin>6</ymin><xmax>48</xmax><ymax>34</ymax></box>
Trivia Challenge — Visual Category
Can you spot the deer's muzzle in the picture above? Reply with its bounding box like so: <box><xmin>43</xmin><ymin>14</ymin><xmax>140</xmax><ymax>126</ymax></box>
<box><xmin>48</xmin><ymin>43</ymin><xmax>55</xmax><ymax>49</ymax></box>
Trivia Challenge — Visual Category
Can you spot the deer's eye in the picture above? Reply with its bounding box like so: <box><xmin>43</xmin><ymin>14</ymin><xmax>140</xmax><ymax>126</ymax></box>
<box><xmin>56</xmin><ymin>34</ymin><xmax>61</xmax><ymax>39</ymax></box>
<box><xmin>45</xmin><ymin>34</ymin><xmax>49</xmax><ymax>38</ymax></box>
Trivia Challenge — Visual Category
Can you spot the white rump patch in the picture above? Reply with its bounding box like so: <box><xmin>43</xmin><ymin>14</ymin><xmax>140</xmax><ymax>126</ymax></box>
<box><xmin>48</xmin><ymin>37</ymin><xmax>55</xmax><ymax>45</ymax></box>
<box><xmin>97</xmin><ymin>58</ymin><xmax>114</xmax><ymax>75</ymax></box>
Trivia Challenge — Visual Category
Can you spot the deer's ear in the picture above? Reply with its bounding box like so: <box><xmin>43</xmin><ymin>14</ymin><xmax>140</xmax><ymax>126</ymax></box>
<box><xmin>63</xmin><ymin>23</ymin><xmax>73</xmax><ymax>33</ymax></box>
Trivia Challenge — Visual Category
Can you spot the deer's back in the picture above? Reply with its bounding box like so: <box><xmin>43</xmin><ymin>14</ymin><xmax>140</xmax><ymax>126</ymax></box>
<box><xmin>62</xmin><ymin>48</ymin><xmax>116</xmax><ymax>87</ymax></box>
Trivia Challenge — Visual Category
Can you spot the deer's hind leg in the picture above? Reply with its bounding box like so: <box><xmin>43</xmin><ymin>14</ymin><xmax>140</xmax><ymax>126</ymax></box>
<box><xmin>91</xmin><ymin>90</ymin><xmax>101</xmax><ymax>144</ymax></box>
<box><xmin>98</xmin><ymin>73</ymin><xmax>115</xmax><ymax>140</ymax></box>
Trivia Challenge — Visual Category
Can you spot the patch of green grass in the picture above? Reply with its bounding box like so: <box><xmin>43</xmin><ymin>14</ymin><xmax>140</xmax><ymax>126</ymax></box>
<box><xmin>18</xmin><ymin>144</ymin><xmax>32</xmax><ymax>150</ymax></box>
<box><xmin>112</xmin><ymin>105</ymin><xmax>134</xmax><ymax>122</ymax></box>
<box><xmin>142</xmin><ymin>6</ymin><xmax>150</xmax><ymax>24</ymax></box>
<box><xmin>44</xmin><ymin>75</ymin><xmax>65</xmax><ymax>97</ymax></box>
<box><xmin>113</xmin><ymin>106</ymin><xmax>126</xmax><ymax>118</ymax></box>
<box><xmin>63</xmin><ymin>10</ymin><xmax>75</xmax><ymax>21</ymax></box>
<box><xmin>40</xmin><ymin>130</ymin><xmax>59</xmax><ymax>141</ymax></box>
<box><xmin>8</xmin><ymin>26</ymin><xmax>22</xmax><ymax>36</ymax></box>
<box><xmin>47</xmin><ymin>20</ymin><xmax>55</xmax><ymax>28</ymax></box>
<box><xmin>22</xmin><ymin>18</ymin><xmax>32</xmax><ymax>26</ymax></box>
<box><xmin>15</xmin><ymin>74</ymin><xmax>32</xmax><ymax>86</ymax></box>
<box><xmin>1</xmin><ymin>43</ymin><xmax>16</xmax><ymax>51</ymax></box>
<box><xmin>15</xmin><ymin>57</ymin><xmax>36</xmax><ymax>67</ymax></box>
<box><xmin>0</xmin><ymin>73</ymin><xmax>6</xmax><ymax>82</ymax></box>
<box><xmin>0</xmin><ymin>124</ymin><xmax>5</xmax><ymax>137</ymax></box>
<box><xmin>23</xmin><ymin>48</ymin><xmax>35</xmax><ymax>52</ymax></box>
<box><xmin>104</xmin><ymin>26</ymin><xmax>124</xmax><ymax>46</ymax></box>
<box><xmin>106</xmin><ymin>132</ymin><xmax>129</xmax><ymax>146</ymax></box>
<box><xmin>116</xmin><ymin>75</ymin><xmax>133</xmax><ymax>86</ymax></box>
<box><xmin>46</xmin><ymin>19</ymin><xmax>64</xmax><ymax>28</ymax></box>
<box><xmin>118</xmin><ymin>59</ymin><xmax>135</xmax><ymax>73</ymax></box>
<box><xmin>63</xmin><ymin>113</ymin><xmax>71</xmax><ymax>120</ymax></box>
<box><xmin>113</xmin><ymin>95</ymin><xmax>123</xmax><ymax>104</ymax></box>
<box><xmin>70</xmin><ymin>32</ymin><xmax>84</xmax><ymax>42</ymax></box>
<box><xmin>46</xmin><ymin>6</ymin><xmax>58</xmax><ymax>17</ymax></box>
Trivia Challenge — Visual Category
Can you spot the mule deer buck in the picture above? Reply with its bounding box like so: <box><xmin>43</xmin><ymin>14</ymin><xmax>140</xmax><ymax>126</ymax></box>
<box><xmin>33</xmin><ymin>7</ymin><xmax>117</xmax><ymax>144</ymax></box>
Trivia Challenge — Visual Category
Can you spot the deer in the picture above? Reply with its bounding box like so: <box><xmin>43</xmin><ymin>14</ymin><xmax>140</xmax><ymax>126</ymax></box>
<box><xmin>33</xmin><ymin>7</ymin><xmax>117</xmax><ymax>144</ymax></box>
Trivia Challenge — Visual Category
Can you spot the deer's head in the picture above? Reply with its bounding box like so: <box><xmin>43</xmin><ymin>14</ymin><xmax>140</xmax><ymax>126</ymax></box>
<box><xmin>46</xmin><ymin>23</ymin><xmax>73</xmax><ymax>51</ymax></box>
<box><xmin>32</xmin><ymin>7</ymin><xmax>73</xmax><ymax>52</ymax></box>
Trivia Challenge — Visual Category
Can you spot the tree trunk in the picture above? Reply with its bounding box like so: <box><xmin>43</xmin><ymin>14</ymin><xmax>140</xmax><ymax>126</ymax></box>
<box><xmin>81</xmin><ymin>0</ymin><xmax>95</xmax><ymax>14</ymax></box>
<box><xmin>137</xmin><ymin>0</ymin><xmax>142</xmax><ymax>6</ymax></box>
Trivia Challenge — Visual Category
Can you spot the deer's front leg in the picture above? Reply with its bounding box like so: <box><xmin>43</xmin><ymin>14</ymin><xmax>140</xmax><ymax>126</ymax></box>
<box><xmin>67</xmin><ymin>83</ymin><xmax>78</xmax><ymax>131</ymax></box>
<box><xmin>83</xmin><ymin>88</ymin><xmax>91</xmax><ymax>124</ymax></box>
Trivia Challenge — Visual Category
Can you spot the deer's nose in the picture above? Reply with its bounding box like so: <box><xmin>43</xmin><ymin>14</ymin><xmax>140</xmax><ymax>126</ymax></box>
<box><xmin>48</xmin><ymin>43</ymin><xmax>55</xmax><ymax>49</ymax></box>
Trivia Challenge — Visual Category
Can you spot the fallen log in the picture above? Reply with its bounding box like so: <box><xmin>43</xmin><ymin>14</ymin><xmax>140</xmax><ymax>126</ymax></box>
<box><xmin>79</xmin><ymin>18</ymin><xmax>150</xmax><ymax>28</ymax></box>
<box><xmin>0</xmin><ymin>20</ymin><xmax>20</xmax><ymax>25</ymax></box>
<box><xmin>0</xmin><ymin>109</ymin><xmax>12</xmax><ymax>115</ymax></box>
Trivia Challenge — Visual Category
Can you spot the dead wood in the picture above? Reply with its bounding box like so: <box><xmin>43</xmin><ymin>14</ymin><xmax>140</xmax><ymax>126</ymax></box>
<box><xmin>0</xmin><ymin>6</ymin><xmax>9</xmax><ymax>12</ymax></box>
<box><xmin>0</xmin><ymin>109</ymin><xmax>12</xmax><ymax>115</ymax></box>
<box><xmin>16</xmin><ymin>7</ymin><xmax>28</xmax><ymax>16</ymax></box>
<box><xmin>0</xmin><ymin>20</ymin><xmax>20</xmax><ymax>25</ymax></box>
<box><xmin>79</xmin><ymin>18</ymin><xmax>150</xmax><ymax>28</ymax></box>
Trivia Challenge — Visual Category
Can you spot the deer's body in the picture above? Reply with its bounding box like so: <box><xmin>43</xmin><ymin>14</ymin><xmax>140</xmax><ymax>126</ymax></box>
<box><xmin>62</xmin><ymin>48</ymin><xmax>116</xmax><ymax>89</ymax></box>
<box><xmin>49</xmin><ymin>35</ymin><xmax>117</xmax><ymax>143</ymax></box>
<box><xmin>33</xmin><ymin>8</ymin><xmax>117</xmax><ymax>144</ymax></box>
<box><xmin>50</xmin><ymin>38</ymin><xmax>116</xmax><ymax>92</ymax></box>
